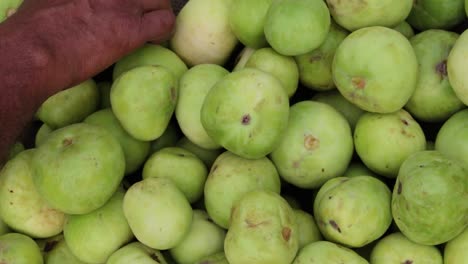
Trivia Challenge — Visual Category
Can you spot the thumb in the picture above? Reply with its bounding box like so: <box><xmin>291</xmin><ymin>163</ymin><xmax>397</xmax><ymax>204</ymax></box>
<box><xmin>140</xmin><ymin>9</ymin><xmax>176</xmax><ymax>44</ymax></box>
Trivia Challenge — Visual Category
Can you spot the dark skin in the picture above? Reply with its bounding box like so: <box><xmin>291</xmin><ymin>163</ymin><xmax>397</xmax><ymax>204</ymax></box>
<box><xmin>0</xmin><ymin>0</ymin><xmax>176</xmax><ymax>165</ymax></box>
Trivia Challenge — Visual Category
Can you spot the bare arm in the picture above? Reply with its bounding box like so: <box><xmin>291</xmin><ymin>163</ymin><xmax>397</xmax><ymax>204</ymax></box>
<box><xmin>0</xmin><ymin>0</ymin><xmax>176</xmax><ymax>165</ymax></box>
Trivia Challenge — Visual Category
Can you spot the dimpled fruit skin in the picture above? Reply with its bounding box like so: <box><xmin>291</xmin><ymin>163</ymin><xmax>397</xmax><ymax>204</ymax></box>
<box><xmin>332</xmin><ymin>26</ymin><xmax>418</xmax><ymax>113</ymax></box>
<box><xmin>224</xmin><ymin>190</ymin><xmax>299</xmax><ymax>264</ymax></box>
<box><xmin>392</xmin><ymin>151</ymin><xmax>468</xmax><ymax>245</ymax></box>
<box><xmin>447</xmin><ymin>29</ymin><xmax>468</xmax><ymax>105</ymax></box>
<box><xmin>293</xmin><ymin>241</ymin><xmax>369</xmax><ymax>264</ymax></box>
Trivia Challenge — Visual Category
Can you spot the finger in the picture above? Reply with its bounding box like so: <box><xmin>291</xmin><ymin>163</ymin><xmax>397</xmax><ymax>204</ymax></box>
<box><xmin>139</xmin><ymin>8</ymin><xmax>176</xmax><ymax>44</ymax></box>
<box><xmin>139</xmin><ymin>0</ymin><xmax>172</xmax><ymax>12</ymax></box>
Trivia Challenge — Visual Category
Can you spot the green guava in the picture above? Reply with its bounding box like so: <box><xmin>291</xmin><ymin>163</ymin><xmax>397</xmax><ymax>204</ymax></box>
<box><xmin>333</xmin><ymin>26</ymin><xmax>418</xmax><ymax>113</ymax></box>
<box><xmin>224</xmin><ymin>190</ymin><xmax>299</xmax><ymax>264</ymax></box>
<box><xmin>149</xmin><ymin>119</ymin><xmax>182</xmax><ymax>154</ymax></box>
<box><xmin>170</xmin><ymin>0</ymin><xmax>238</xmax><ymax>66</ymax></box>
<box><xmin>343</xmin><ymin>162</ymin><xmax>379</xmax><ymax>179</ymax></box>
<box><xmin>354</xmin><ymin>109</ymin><xmax>426</xmax><ymax>178</ymax></box>
<box><xmin>294</xmin><ymin>209</ymin><xmax>322</xmax><ymax>249</ymax></box>
<box><xmin>270</xmin><ymin>101</ymin><xmax>353</xmax><ymax>189</ymax></box>
<box><xmin>111</xmin><ymin>65</ymin><xmax>177</xmax><ymax>141</ymax></box>
<box><xmin>142</xmin><ymin>147</ymin><xmax>208</xmax><ymax>203</ymax></box>
<box><xmin>35</xmin><ymin>123</ymin><xmax>53</xmax><ymax>147</ymax></box>
<box><xmin>97</xmin><ymin>81</ymin><xmax>112</xmax><ymax>109</ymax></box>
<box><xmin>229</xmin><ymin>0</ymin><xmax>273</xmax><ymax>48</ymax></box>
<box><xmin>176</xmin><ymin>137</ymin><xmax>223</xmax><ymax>168</ymax></box>
<box><xmin>0</xmin><ymin>0</ymin><xmax>23</xmax><ymax>22</ymax></box>
<box><xmin>232</xmin><ymin>47</ymin><xmax>256</xmax><ymax>71</ymax></box>
<box><xmin>326</xmin><ymin>0</ymin><xmax>413</xmax><ymax>31</ymax></box>
<box><xmin>36</xmin><ymin>79</ymin><xmax>99</xmax><ymax>129</ymax></box>
<box><xmin>63</xmin><ymin>188</ymin><xmax>134</xmax><ymax>264</ymax></box>
<box><xmin>0</xmin><ymin>149</ymin><xmax>65</xmax><ymax>238</ymax></box>
<box><xmin>406</xmin><ymin>30</ymin><xmax>464</xmax><ymax>122</ymax></box>
<box><xmin>194</xmin><ymin>252</ymin><xmax>229</xmax><ymax>264</ymax></box>
<box><xmin>32</xmin><ymin>123</ymin><xmax>125</xmax><ymax>215</ymax></box>
<box><xmin>112</xmin><ymin>44</ymin><xmax>188</xmax><ymax>81</ymax></box>
<box><xmin>170</xmin><ymin>210</ymin><xmax>226</xmax><ymax>264</ymax></box>
<box><xmin>107</xmin><ymin>242</ymin><xmax>168</xmax><ymax>264</ymax></box>
<box><xmin>370</xmin><ymin>232</ymin><xmax>443</xmax><ymax>264</ymax></box>
<box><xmin>392</xmin><ymin>21</ymin><xmax>415</xmax><ymax>39</ymax></box>
<box><xmin>264</xmin><ymin>0</ymin><xmax>330</xmax><ymax>56</ymax></box>
<box><xmin>175</xmin><ymin>64</ymin><xmax>229</xmax><ymax>149</ymax></box>
<box><xmin>392</xmin><ymin>150</ymin><xmax>468</xmax><ymax>245</ymax></box>
<box><xmin>314</xmin><ymin>176</ymin><xmax>392</xmax><ymax>248</ymax></box>
<box><xmin>435</xmin><ymin>109</ymin><xmax>468</xmax><ymax>170</ymax></box>
<box><xmin>123</xmin><ymin>177</ymin><xmax>193</xmax><ymax>250</ymax></box>
<box><xmin>292</xmin><ymin>241</ymin><xmax>369</xmax><ymax>264</ymax></box>
<box><xmin>39</xmin><ymin>235</ymin><xmax>88</xmax><ymax>264</ymax></box>
<box><xmin>201</xmin><ymin>68</ymin><xmax>289</xmax><ymax>159</ymax></box>
<box><xmin>0</xmin><ymin>233</ymin><xmax>43</xmax><ymax>264</ymax></box>
<box><xmin>244</xmin><ymin>47</ymin><xmax>299</xmax><ymax>98</ymax></box>
<box><xmin>447</xmin><ymin>29</ymin><xmax>468</xmax><ymax>105</ymax></box>
<box><xmin>407</xmin><ymin>0</ymin><xmax>465</xmax><ymax>31</ymax></box>
<box><xmin>7</xmin><ymin>141</ymin><xmax>24</xmax><ymax>160</ymax></box>
<box><xmin>84</xmin><ymin>108</ymin><xmax>150</xmax><ymax>175</ymax></box>
<box><xmin>444</xmin><ymin>227</ymin><xmax>468</xmax><ymax>264</ymax></box>
<box><xmin>295</xmin><ymin>22</ymin><xmax>348</xmax><ymax>91</ymax></box>
<box><xmin>204</xmin><ymin>151</ymin><xmax>281</xmax><ymax>229</ymax></box>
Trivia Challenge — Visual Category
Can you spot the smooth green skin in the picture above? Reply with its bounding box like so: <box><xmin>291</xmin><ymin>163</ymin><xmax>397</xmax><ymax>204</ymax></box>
<box><xmin>245</xmin><ymin>47</ymin><xmax>299</xmax><ymax>98</ymax></box>
<box><xmin>111</xmin><ymin>65</ymin><xmax>177</xmax><ymax>141</ymax></box>
<box><xmin>32</xmin><ymin>123</ymin><xmax>125</xmax><ymax>215</ymax></box>
<box><xmin>0</xmin><ymin>233</ymin><xmax>43</xmax><ymax>264</ymax></box>
<box><xmin>392</xmin><ymin>21</ymin><xmax>415</xmax><ymax>39</ymax></box>
<box><xmin>64</xmin><ymin>189</ymin><xmax>133</xmax><ymax>264</ymax></box>
<box><xmin>36</xmin><ymin>79</ymin><xmax>100</xmax><ymax>129</ymax></box>
<box><xmin>294</xmin><ymin>209</ymin><xmax>322</xmax><ymax>249</ymax></box>
<box><xmin>201</xmin><ymin>68</ymin><xmax>289</xmax><ymax>159</ymax></box>
<box><xmin>0</xmin><ymin>0</ymin><xmax>22</xmax><ymax>22</ymax></box>
<box><xmin>293</xmin><ymin>241</ymin><xmax>369</xmax><ymax>264</ymax></box>
<box><xmin>447</xmin><ymin>29</ymin><xmax>468</xmax><ymax>105</ymax></box>
<box><xmin>270</xmin><ymin>101</ymin><xmax>353</xmax><ymax>189</ymax></box>
<box><xmin>343</xmin><ymin>162</ymin><xmax>379</xmax><ymax>179</ymax></box>
<box><xmin>295</xmin><ymin>22</ymin><xmax>348</xmax><ymax>91</ymax></box>
<box><xmin>142</xmin><ymin>147</ymin><xmax>208</xmax><ymax>203</ymax></box>
<box><xmin>392</xmin><ymin>151</ymin><xmax>468</xmax><ymax>245</ymax></box>
<box><xmin>333</xmin><ymin>26</ymin><xmax>418</xmax><ymax>113</ymax></box>
<box><xmin>435</xmin><ymin>109</ymin><xmax>468</xmax><ymax>170</ymax></box>
<box><xmin>194</xmin><ymin>252</ymin><xmax>228</xmax><ymax>264</ymax></box>
<box><xmin>354</xmin><ymin>109</ymin><xmax>427</xmax><ymax>178</ymax></box>
<box><xmin>170</xmin><ymin>210</ymin><xmax>226</xmax><ymax>264</ymax></box>
<box><xmin>84</xmin><ymin>108</ymin><xmax>150</xmax><ymax>174</ymax></box>
<box><xmin>176</xmin><ymin>137</ymin><xmax>223</xmax><ymax>168</ymax></box>
<box><xmin>170</xmin><ymin>0</ymin><xmax>238</xmax><ymax>66</ymax></box>
<box><xmin>264</xmin><ymin>0</ymin><xmax>330</xmax><ymax>56</ymax></box>
<box><xmin>232</xmin><ymin>47</ymin><xmax>256</xmax><ymax>71</ymax></box>
<box><xmin>98</xmin><ymin>81</ymin><xmax>112</xmax><ymax>109</ymax></box>
<box><xmin>314</xmin><ymin>176</ymin><xmax>392</xmax><ymax>248</ymax></box>
<box><xmin>406</xmin><ymin>30</ymin><xmax>464</xmax><ymax>122</ymax></box>
<box><xmin>123</xmin><ymin>177</ymin><xmax>193</xmax><ymax>250</ymax></box>
<box><xmin>444</xmin><ymin>227</ymin><xmax>468</xmax><ymax>264</ymax></box>
<box><xmin>229</xmin><ymin>0</ymin><xmax>273</xmax><ymax>48</ymax></box>
<box><xmin>225</xmin><ymin>190</ymin><xmax>299</xmax><ymax>264</ymax></box>
<box><xmin>39</xmin><ymin>235</ymin><xmax>88</xmax><ymax>264</ymax></box>
<box><xmin>112</xmin><ymin>44</ymin><xmax>187</xmax><ymax>81</ymax></box>
<box><xmin>370</xmin><ymin>232</ymin><xmax>443</xmax><ymax>264</ymax></box>
<box><xmin>407</xmin><ymin>0</ymin><xmax>465</xmax><ymax>31</ymax></box>
<box><xmin>149</xmin><ymin>120</ymin><xmax>181</xmax><ymax>154</ymax></box>
<box><xmin>7</xmin><ymin>141</ymin><xmax>24</xmax><ymax>160</ymax></box>
<box><xmin>107</xmin><ymin>242</ymin><xmax>168</xmax><ymax>264</ymax></box>
<box><xmin>35</xmin><ymin>123</ymin><xmax>53</xmax><ymax>147</ymax></box>
<box><xmin>175</xmin><ymin>64</ymin><xmax>229</xmax><ymax>149</ymax></box>
<box><xmin>0</xmin><ymin>149</ymin><xmax>65</xmax><ymax>238</ymax></box>
<box><xmin>312</xmin><ymin>89</ymin><xmax>365</xmax><ymax>130</ymax></box>
<box><xmin>326</xmin><ymin>0</ymin><xmax>412</xmax><ymax>31</ymax></box>
<box><xmin>204</xmin><ymin>151</ymin><xmax>280</xmax><ymax>229</ymax></box>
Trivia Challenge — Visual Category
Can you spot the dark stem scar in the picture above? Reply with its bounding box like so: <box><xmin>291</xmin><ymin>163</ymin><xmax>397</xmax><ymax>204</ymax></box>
<box><xmin>436</xmin><ymin>60</ymin><xmax>448</xmax><ymax>79</ymax></box>
<box><xmin>282</xmin><ymin>227</ymin><xmax>291</xmax><ymax>242</ymax></box>
<box><xmin>241</xmin><ymin>114</ymin><xmax>251</xmax><ymax>125</ymax></box>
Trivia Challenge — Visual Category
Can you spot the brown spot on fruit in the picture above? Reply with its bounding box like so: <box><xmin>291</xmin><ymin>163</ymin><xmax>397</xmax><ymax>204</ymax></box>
<box><xmin>329</xmin><ymin>220</ymin><xmax>342</xmax><ymax>233</ymax></box>
<box><xmin>170</xmin><ymin>87</ymin><xmax>177</xmax><ymax>102</ymax></box>
<box><xmin>397</xmin><ymin>182</ymin><xmax>402</xmax><ymax>194</ymax></box>
<box><xmin>309</xmin><ymin>53</ymin><xmax>323</xmax><ymax>63</ymax></box>
<box><xmin>436</xmin><ymin>60</ymin><xmax>448</xmax><ymax>78</ymax></box>
<box><xmin>401</xmin><ymin>119</ymin><xmax>409</xmax><ymax>126</ymax></box>
<box><xmin>304</xmin><ymin>134</ymin><xmax>319</xmax><ymax>150</ymax></box>
<box><xmin>8</xmin><ymin>190</ymin><xmax>13</xmax><ymax>193</ymax></box>
<box><xmin>241</xmin><ymin>114</ymin><xmax>251</xmax><ymax>125</ymax></box>
<box><xmin>402</xmin><ymin>260</ymin><xmax>413</xmax><ymax>264</ymax></box>
<box><xmin>282</xmin><ymin>227</ymin><xmax>291</xmax><ymax>241</ymax></box>
<box><xmin>351</xmin><ymin>77</ymin><xmax>366</xmax><ymax>89</ymax></box>
<box><xmin>62</xmin><ymin>138</ymin><xmax>73</xmax><ymax>147</ymax></box>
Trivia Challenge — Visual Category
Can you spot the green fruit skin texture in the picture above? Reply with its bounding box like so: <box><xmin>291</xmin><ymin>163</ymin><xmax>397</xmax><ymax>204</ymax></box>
<box><xmin>406</xmin><ymin>30</ymin><xmax>464</xmax><ymax>122</ymax></box>
<box><xmin>332</xmin><ymin>26</ymin><xmax>418</xmax><ymax>113</ymax></box>
<box><xmin>270</xmin><ymin>101</ymin><xmax>353</xmax><ymax>189</ymax></box>
<box><xmin>224</xmin><ymin>190</ymin><xmax>299</xmax><ymax>264</ymax></box>
<box><xmin>63</xmin><ymin>189</ymin><xmax>134</xmax><ymax>264</ymax></box>
<box><xmin>175</xmin><ymin>64</ymin><xmax>229</xmax><ymax>150</ymax></box>
<box><xmin>111</xmin><ymin>65</ymin><xmax>177</xmax><ymax>141</ymax></box>
<box><xmin>354</xmin><ymin>109</ymin><xmax>426</xmax><ymax>178</ymax></box>
<box><xmin>314</xmin><ymin>176</ymin><xmax>392</xmax><ymax>248</ymax></box>
<box><xmin>295</xmin><ymin>22</ymin><xmax>349</xmax><ymax>91</ymax></box>
<box><xmin>444</xmin><ymin>227</ymin><xmax>468</xmax><ymax>264</ymax></box>
<box><xmin>447</xmin><ymin>29</ymin><xmax>468</xmax><ymax>105</ymax></box>
<box><xmin>407</xmin><ymin>0</ymin><xmax>465</xmax><ymax>31</ymax></box>
<box><xmin>370</xmin><ymin>232</ymin><xmax>443</xmax><ymax>264</ymax></box>
<box><xmin>36</xmin><ymin>79</ymin><xmax>100</xmax><ymax>129</ymax></box>
<box><xmin>392</xmin><ymin>151</ymin><xmax>468</xmax><ymax>245</ymax></box>
<box><xmin>293</xmin><ymin>241</ymin><xmax>369</xmax><ymax>264</ymax></box>
<box><xmin>294</xmin><ymin>209</ymin><xmax>322</xmax><ymax>249</ymax></box>
<box><xmin>201</xmin><ymin>68</ymin><xmax>289</xmax><ymax>159</ymax></box>
<box><xmin>326</xmin><ymin>0</ymin><xmax>413</xmax><ymax>31</ymax></box>
<box><xmin>436</xmin><ymin>109</ymin><xmax>468</xmax><ymax>171</ymax></box>
<box><xmin>0</xmin><ymin>233</ymin><xmax>43</xmax><ymax>264</ymax></box>
<box><xmin>204</xmin><ymin>151</ymin><xmax>281</xmax><ymax>229</ymax></box>
<box><xmin>0</xmin><ymin>149</ymin><xmax>65</xmax><ymax>238</ymax></box>
<box><xmin>392</xmin><ymin>21</ymin><xmax>415</xmax><ymax>39</ymax></box>
<box><xmin>107</xmin><ymin>242</ymin><xmax>168</xmax><ymax>264</ymax></box>
<box><xmin>264</xmin><ymin>0</ymin><xmax>331</xmax><ymax>56</ymax></box>
<box><xmin>32</xmin><ymin>123</ymin><xmax>125</xmax><ymax>215</ymax></box>
<box><xmin>123</xmin><ymin>177</ymin><xmax>193</xmax><ymax>250</ymax></box>
<box><xmin>42</xmin><ymin>235</ymin><xmax>88</xmax><ymax>264</ymax></box>
<box><xmin>84</xmin><ymin>108</ymin><xmax>150</xmax><ymax>175</ymax></box>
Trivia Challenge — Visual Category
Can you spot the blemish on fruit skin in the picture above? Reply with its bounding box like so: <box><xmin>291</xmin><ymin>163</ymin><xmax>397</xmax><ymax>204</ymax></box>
<box><xmin>170</xmin><ymin>87</ymin><xmax>177</xmax><ymax>102</ymax></box>
<box><xmin>309</xmin><ymin>53</ymin><xmax>323</xmax><ymax>63</ymax></box>
<box><xmin>401</xmin><ymin>119</ymin><xmax>409</xmax><ymax>126</ymax></box>
<box><xmin>397</xmin><ymin>182</ymin><xmax>402</xmax><ymax>194</ymax></box>
<box><xmin>402</xmin><ymin>260</ymin><xmax>413</xmax><ymax>264</ymax></box>
<box><xmin>329</xmin><ymin>220</ymin><xmax>342</xmax><ymax>233</ymax></box>
<box><xmin>241</xmin><ymin>114</ymin><xmax>251</xmax><ymax>125</ymax></box>
<box><xmin>351</xmin><ymin>77</ymin><xmax>366</xmax><ymax>89</ymax></box>
<box><xmin>62</xmin><ymin>138</ymin><xmax>73</xmax><ymax>147</ymax></box>
<box><xmin>436</xmin><ymin>60</ymin><xmax>448</xmax><ymax>78</ymax></box>
<box><xmin>304</xmin><ymin>134</ymin><xmax>319</xmax><ymax>150</ymax></box>
<box><xmin>245</xmin><ymin>219</ymin><xmax>270</xmax><ymax>228</ymax></box>
<box><xmin>282</xmin><ymin>227</ymin><xmax>291</xmax><ymax>241</ymax></box>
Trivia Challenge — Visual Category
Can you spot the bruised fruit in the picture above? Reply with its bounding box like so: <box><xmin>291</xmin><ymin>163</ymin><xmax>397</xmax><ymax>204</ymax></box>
<box><xmin>293</xmin><ymin>241</ymin><xmax>369</xmax><ymax>264</ymax></box>
<box><xmin>0</xmin><ymin>233</ymin><xmax>43</xmax><ymax>264</ymax></box>
<box><xmin>107</xmin><ymin>242</ymin><xmax>168</xmax><ymax>264</ymax></box>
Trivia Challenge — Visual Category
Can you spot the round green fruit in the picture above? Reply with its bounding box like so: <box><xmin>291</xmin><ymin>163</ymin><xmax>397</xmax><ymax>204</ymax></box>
<box><xmin>444</xmin><ymin>228</ymin><xmax>468</xmax><ymax>264</ymax></box>
<box><xmin>392</xmin><ymin>21</ymin><xmax>415</xmax><ymax>39</ymax></box>
<box><xmin>435</xmin><ymin>109</ymin><xmax>468</xmax><ymax>170</ymax></box>
<box><xmin>292</xmin><ymin>241</ymin><xmax>369</xmax><ymax>264</ymax></box>
<box><xmin>406</xmin><ymin>0</ymin><xmax>465</xmax><ymax>31</ymax></box>
<box><xmin>0</xmin><ymin>233</ymin><xmax>43</xmax><ymax>264</ymax></box>
<box><xmin>176</xmin><ymin>137</ymin><xmax>223</xmax><ymax>168</ymax></box>
<box><xmin>107</xmin><ymin>242</ymin><xmax>168</xmax><ymax>264</ymax></box>
<box><xmin>447</xmin><ymin>29</ymin><xmax>468</xmax><ymax>105</ymax></box>
<box><xmin>294</xmin><ymin>209</ymin><xmax>322</xmax><ymax>249</ymax></box>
